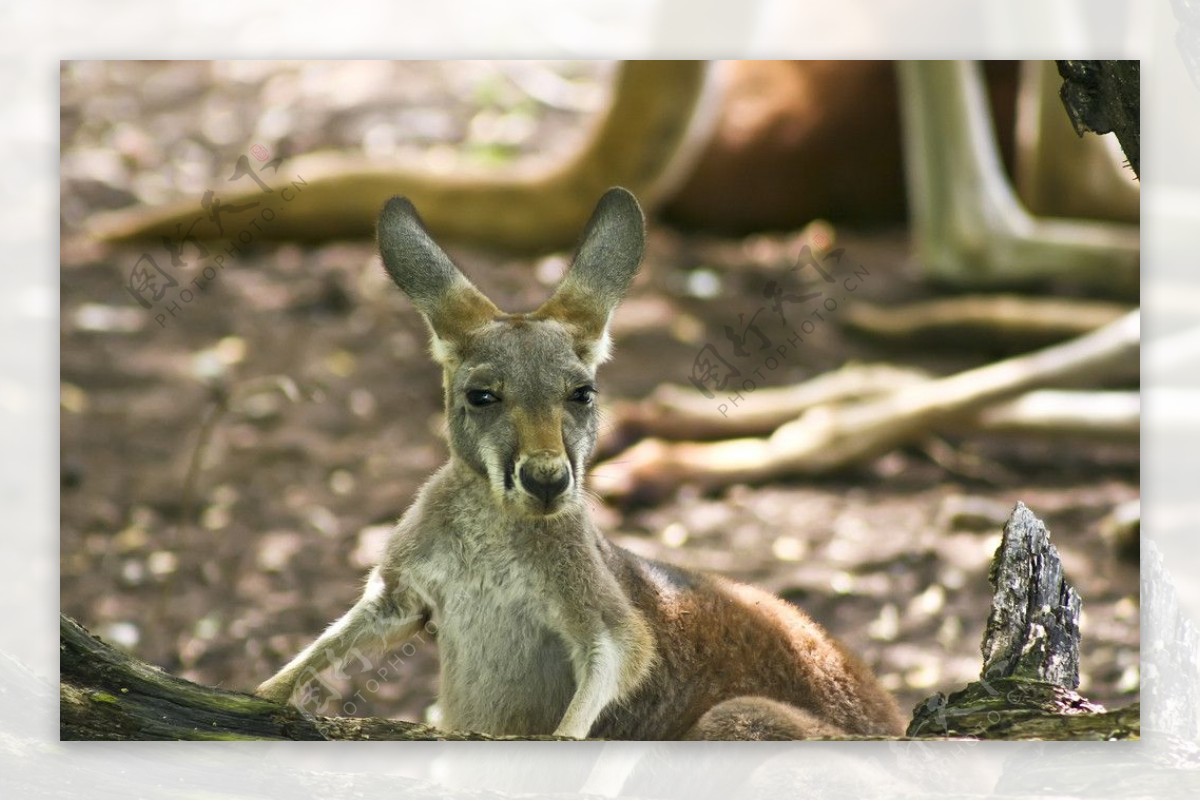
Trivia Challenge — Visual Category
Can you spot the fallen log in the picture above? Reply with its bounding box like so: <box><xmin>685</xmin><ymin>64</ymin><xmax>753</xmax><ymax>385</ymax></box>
<box><xmin>591</xmin><ymin>311</ymin><xmax>1138</xmax><ymax>502</ymax></box>
<box><xmin>966</xmin><ymin>389</ymin><xmax>1138</xmax><ymax>440</ymax></box>
<box><xmin>58</xmin><ymin>615</ymin><xmax>563</xmax><ymax>741</ymax></box>
<box><xmin>600</xmin><ymin>373</ymin><xmax>1136</xmax><ymax>460</ymax></box>
<box><xmin>842</xmin><ymin>294</ymin><xmax>1131</xmax><ymax>349</ymax></box>
<box><xmin>597</xmin><ymin>363</ymin><xmax>929</xmax><ymax>458</ymax></box>
<box><xmin>907</xmin><ymin>678</ymin><xmax>1136</xmax><ymax>740</ymax></box>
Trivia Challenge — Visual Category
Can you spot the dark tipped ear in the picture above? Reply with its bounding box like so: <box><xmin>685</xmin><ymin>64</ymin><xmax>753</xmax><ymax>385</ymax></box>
<box><xmin>378</xmin><ymin>196</ymin><xmax>499</xmax><ymax>361</ymax></box>
<box><xmin>534</xmin><ymin>187</ymin><xmax>645</xmax><ymax>366</ymax></box>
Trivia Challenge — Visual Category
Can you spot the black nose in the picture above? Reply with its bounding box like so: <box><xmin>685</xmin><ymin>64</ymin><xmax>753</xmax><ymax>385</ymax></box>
<box><xmin>518</xmin><ymin>463</ymin><xmax>570</xmax><ymax>505</ymax></box>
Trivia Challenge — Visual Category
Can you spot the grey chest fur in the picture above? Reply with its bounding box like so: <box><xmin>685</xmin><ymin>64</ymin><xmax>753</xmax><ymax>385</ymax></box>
<box><xmin>406</xmin><ymin>526</ymin><xmax>579</xmax><ymax>736</ymax></box>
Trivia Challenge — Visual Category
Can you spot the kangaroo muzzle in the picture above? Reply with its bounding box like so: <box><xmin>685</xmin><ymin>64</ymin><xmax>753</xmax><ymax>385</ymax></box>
<box><xmin>517</xmin><ymin>452</ymin><xmax>572</xmax><ymax>509</ymax></box>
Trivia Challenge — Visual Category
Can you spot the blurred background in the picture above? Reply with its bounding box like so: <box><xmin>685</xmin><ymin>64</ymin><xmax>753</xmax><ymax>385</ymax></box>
<box><xmin>59</xmin><ymin>60</ymin><xmax>1139</xmax><ymax>725</ymax></box>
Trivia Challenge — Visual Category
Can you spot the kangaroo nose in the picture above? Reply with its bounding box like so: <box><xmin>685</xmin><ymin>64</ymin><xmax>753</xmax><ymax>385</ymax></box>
<box><xmin>518</xmin><ymin>461</ymin><xmax>570</xmax><ymax>505</ymax></box>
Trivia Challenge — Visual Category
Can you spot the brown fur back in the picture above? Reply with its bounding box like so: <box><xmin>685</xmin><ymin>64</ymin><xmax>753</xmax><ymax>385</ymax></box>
<box><xmin>591</xmin><ymin>544</ymin><xmax>905</xmax><ymax>739</ymax></box>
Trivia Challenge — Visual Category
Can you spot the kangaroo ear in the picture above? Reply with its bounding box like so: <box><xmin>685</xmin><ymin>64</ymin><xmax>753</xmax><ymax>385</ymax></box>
<box><xmin>534</xmin><ymin>187</ymin><xmax>645</xmax><ymax>366</ymax></box>
<box><xmin>378</xmin><ymin>196</ymin><xmax>499</xmax><ymax>362</ymax></box>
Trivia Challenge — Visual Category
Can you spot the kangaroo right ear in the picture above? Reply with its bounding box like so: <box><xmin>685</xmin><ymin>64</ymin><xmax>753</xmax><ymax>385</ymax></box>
<box><xmin>378</xmin><ymin>196</ymin><xmax>499</xmax><ymax>362</ymax></box>
<box><xmin>534</xmin><ymin>188</ymin><xmax>646</xmax><ymax>366</ymax></box>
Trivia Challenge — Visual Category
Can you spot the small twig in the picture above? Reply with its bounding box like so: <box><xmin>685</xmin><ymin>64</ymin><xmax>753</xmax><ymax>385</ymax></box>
<box><xmin>917</xmin><ymin>435</ymin><xmax>1019</xmax><ymax>485</ymax></box>
<box><xmin>179</xmin><ymin>383</ymin><xmax>231</xmax><ymax>525</ymax></box>
<box><xmin>179</xmin><ymin>375</ymin><xmax>303</xmax><ymax>524</ymax></box>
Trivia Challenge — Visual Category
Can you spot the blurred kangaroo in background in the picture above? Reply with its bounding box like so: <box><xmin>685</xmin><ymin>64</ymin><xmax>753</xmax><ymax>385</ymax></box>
<box><xmin>255</xmin><ymin>187</ymin><xmax>905</xmax><ymax>740</ymax></box>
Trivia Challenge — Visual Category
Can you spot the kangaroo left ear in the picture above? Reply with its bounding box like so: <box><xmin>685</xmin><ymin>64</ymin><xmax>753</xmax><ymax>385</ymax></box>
<box><xmin>534</xmin><ymin>187</ymin><xmax>646</xmax><ymax>366</ymax></box>
<box><xmin>377</xmin><ymin>196</ymin><xmax>500</xmax><ymax>363</ymax></box>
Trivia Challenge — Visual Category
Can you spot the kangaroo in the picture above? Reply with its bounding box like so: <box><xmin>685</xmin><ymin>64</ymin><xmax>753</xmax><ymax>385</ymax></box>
<box><xmin>255</xmin><ymin>187</ymin><xmax>906</xmax><ymax>740</ymax></box>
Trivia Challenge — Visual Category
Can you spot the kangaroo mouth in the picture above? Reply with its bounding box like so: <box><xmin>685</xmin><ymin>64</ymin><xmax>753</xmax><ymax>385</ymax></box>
<box><xmin>516</xmin><ymin>484</ymin><xmax>573</xmax><ymax>517</ymax></box>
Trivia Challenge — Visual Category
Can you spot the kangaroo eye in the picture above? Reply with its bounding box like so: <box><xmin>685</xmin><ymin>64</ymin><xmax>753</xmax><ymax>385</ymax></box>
<box><xmin>466</xmin><ymin>389</ymin><xmax>500</xmax><ymax>407</ymax></box>
<box><xmin>569</xmin><ymin>385</ymin><xmax>597</xmax><ymax>405</ymax></box>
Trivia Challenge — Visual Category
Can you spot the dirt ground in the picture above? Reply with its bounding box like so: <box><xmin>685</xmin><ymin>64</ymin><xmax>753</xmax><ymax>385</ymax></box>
<box><xmin>59</xmin><ymin>61</ymin><xmax>1139</xmax><ymax>729</ymax></box>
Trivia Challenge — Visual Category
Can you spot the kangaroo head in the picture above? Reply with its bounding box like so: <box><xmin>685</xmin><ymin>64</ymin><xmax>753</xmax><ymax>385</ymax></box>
<box><xmin>378</xmin><ymin>188</ymin><xmax>645</xmax><ymax>517</ymax></box>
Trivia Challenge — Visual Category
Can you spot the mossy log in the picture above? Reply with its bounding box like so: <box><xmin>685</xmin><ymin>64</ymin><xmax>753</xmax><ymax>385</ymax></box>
<box><xmin>58</xmin><ymin>615</ymin><xmax>563</xmax><ymax>741</ymax></box>
<box><xmin>908</xmin><ymin>677</ymin><xmax>1137</xmax><ymax>740</ymax></box>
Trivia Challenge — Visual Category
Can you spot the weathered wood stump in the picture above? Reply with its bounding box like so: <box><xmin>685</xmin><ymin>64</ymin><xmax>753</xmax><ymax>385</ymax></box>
<box><xmin>908</xmin><ymin>501</ymin><xmax>1138</xmax><ymax>740</ymax></box>
<box><xmin>981</xmin><ymin>501</ymin><xmax>1083</xmax><ymax>689</ymax></box>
